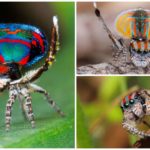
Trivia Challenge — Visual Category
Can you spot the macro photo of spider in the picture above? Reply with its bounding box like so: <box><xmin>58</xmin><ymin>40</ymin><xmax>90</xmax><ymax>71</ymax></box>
<box><xmin>77</xmin><ymin>3</ymin><xmax>150</xmax><ymax>74</ymax></box>
<box><xmin>121</xmin><ymin>89</ymin><xmax>150</xmax><ymax>138</ymax></box>
<box><xmin>0</xmin><ymin>16</ymin><xmax>64</xmax><ymax>131</ymax></box>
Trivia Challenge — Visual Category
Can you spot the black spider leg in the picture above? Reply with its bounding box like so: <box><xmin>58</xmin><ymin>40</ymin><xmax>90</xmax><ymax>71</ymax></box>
<box><xmin>28</xmin><ymin>84</ymin><xmax>65</xmax><ymax>117</ymax></box>
<box><xmin>93</xmin><ymin>3</ymin><xmax>129</xmax><ymax>68</ymax></box>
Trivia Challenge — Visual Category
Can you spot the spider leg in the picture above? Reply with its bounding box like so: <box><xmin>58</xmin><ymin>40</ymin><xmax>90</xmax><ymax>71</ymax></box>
<box><xmin>122</xmin><ymin>119</ymin><xmax>150</xmax><ymax>138</ymax></box>
<box><xmin>5</xmin><ymin>85</ymin><xmax>17</xmax><ymax>131</ymax></box>
<box><xmin>20</xmin><ymin>87</ymin><xmax>35</xmax><ymax>128</ymax></box>
<box><xmin>28</xmin><ymin>83</ymin><xmax>65</xmax><ymax>117</ymax></box>
<box><xmin>93</xmin><ymin>3</ymin><xmax>128</xmax><ymax>66</ymax></box>
<box><xmin>10</xmin><ymin>16</ymin><xmax>60</xmax><ymax>85</ymax></box>
<box><xmin>0</xmin><ymin>78</ymin><xmax>10</xmax><ymax>92</ymax></box>
<box><xmin>17</xmin><ymin>94</ymin><xmax>28</xmax><ymax>120</ymax></box>
<box><xmin>25</xmin><ymin>94</ymin><xmax>35</xmax><ymax>128</ymax></box>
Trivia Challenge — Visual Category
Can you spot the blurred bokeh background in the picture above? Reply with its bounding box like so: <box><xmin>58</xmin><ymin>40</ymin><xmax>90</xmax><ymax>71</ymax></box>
<box><xmin>0</xmin><ymin>2</ymin><xmax>74</xmax><ymax>148</ymax></box>
<box><xmin>77</xmin><ymin>2</ymin><xmax>150</xmax><ymax>67</ymax></box>
<box><xmin>77</xmin><ymin>76</ymin><xmax>150</xmax><ymax>148</ymax></box>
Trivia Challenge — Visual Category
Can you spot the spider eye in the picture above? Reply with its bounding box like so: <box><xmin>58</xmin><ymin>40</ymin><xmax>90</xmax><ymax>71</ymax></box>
<box><xmin>124</xmin><ymin>103</ymin><xmax>129</xmax><ymax>108</ymax></box>
<box><xmin>130</xmin><ymin>99</ymin><xmax>134</xmax><ymax>104</ymax></box>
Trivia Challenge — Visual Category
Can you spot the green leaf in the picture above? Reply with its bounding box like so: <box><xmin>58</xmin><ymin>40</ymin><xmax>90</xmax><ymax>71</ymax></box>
<box><xmin>77</xmin><ymin>98</ymin><xmax>94</xmax><ymax>148</ymax></box>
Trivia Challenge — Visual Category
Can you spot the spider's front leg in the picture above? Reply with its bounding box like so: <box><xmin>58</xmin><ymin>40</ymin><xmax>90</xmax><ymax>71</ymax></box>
<box><xmin>5</xmin><ymin>85</ymin><xmax>17</xmax><ymax>131</ymax></box>
<box><xmin>10</xmin><ymin>16</ymin><xmax>59</xmax><ymax>85</ymax></box>
<box><xmin>28</xmin><ymin>83</ymin><xmax>65</xmax><ymax>117</ymax></box>
<box><xmin>93</xmin><ymin>3</ymin><xmax>128</xmax><ymax>67</ymax></box>
<box><xmin>122</xmin><ymin>120</ymin><xmax>150</xmax><ymax>138</ymax></box>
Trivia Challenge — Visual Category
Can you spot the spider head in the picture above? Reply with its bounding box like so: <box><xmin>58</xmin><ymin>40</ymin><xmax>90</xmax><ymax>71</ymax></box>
<box><xmin>121</xmin><ymin>92</ymin><xmax>141</xmax><ymax>112</ymax></box>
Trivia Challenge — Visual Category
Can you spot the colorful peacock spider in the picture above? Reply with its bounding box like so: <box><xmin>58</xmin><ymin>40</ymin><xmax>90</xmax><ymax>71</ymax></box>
<box><xmin>121</xmin><ymin>89</ymin><xmax>150</xmax><ymax>138</ymax></box>
<box><xmin>93</xmin><ymin>3</ymin><xmax>150</xmax><ymax>70</ymax></box>
<box><xmin>0</xmin><ymin>16</ymin><xmax>64</xmax><ymax>131</ymax></box>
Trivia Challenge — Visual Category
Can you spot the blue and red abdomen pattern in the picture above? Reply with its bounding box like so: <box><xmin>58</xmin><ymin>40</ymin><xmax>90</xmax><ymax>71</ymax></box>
<box><xmin>0</xmin><ymin>23</ymin><xmax>48</xmax><ymax>67</ymax></box>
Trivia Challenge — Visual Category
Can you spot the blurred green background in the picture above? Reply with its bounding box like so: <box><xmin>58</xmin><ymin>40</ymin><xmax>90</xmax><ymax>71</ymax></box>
<box><xmin>77</xmin><ymin>76</ymin><xmax>150</xmax><ymax>148</ymax></box>
<box><xmin>0</xmin><ymin>2</ymin><xmax>74</xmax><ymax>148</ymax></box>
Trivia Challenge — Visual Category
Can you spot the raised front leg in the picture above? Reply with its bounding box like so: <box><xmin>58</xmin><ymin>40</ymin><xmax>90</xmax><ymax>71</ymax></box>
<box><xmin>93</xmin><ymin>3</ymin><xmax>129</xmax><ymax>67</ymax></box>
<box><xmin>28</xmin><ymin>83</ymin><xmax>65</xmax><ymax>117</ymax></box>
<box><xmin>5</xmin><ymin>85</ymin><xmax>17</xmax><ymax>131</ymax></box>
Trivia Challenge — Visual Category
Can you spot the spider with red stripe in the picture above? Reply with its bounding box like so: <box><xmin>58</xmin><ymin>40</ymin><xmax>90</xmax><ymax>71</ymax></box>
<box><xmin>0</xmin><ymin>16</ymin><xmax>64</xmax><ymax>131</ymax></box>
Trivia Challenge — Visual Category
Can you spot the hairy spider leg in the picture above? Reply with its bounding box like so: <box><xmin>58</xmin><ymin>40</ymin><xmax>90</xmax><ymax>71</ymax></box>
<box><xmin>93</xmin><ymin>3</ymin><xmax>128</xmax><ymax>67</ymax></box>
<box><xmin>28</xmin><ymin>83</ymin><xmax>65</xmax><ymax>117</ymax></box>
<box><xmin>122</xmin><ymin>120</ymin><xmax>150</xmax><ymax>137</ymax></box>
<box><xmin>17</xmin><ymin>94</ymin><xmax>28</xmax><ymax>120</ymax></box>
<box><xmin>10</xmin><ymin>16</ymin><xmax>60</xmax><ymax>85</ymax></box>
<box><xmin>20</xmin><ymin>86</ymin><xmax>35</xmax><ymax>128</ymax></box>
<box><xmin>5</xmin><ymin>85</ymin><xmax>17</xmax><ymax>131</ymax></box>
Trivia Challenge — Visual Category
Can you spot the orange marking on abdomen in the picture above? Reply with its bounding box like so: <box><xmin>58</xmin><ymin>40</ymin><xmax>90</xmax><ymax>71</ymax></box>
<box><xmin>4</xmin><ymin>29</ymin><xmax>21</xmax><ymax>34</ymax></box>
<box><xmin>137</xmin><ymin>41</ymin><xmax>141</xmax><ymax>50</ymax></box>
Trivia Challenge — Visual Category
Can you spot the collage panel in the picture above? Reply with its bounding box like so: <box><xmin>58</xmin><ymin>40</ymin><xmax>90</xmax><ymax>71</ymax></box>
<box><xmin>0</xmin><ymin>2</ymin><xmax>74</xmax><ymax>148</ymax></box>
<box><xmin>77</xmin><ymin>2</ymin><xmax>150</xmax><ymax>74</ymax></box>
<box><xmin>77</xmin><ymin>76</ymin><xmax>150</xmax><ymax>148</ymax></box>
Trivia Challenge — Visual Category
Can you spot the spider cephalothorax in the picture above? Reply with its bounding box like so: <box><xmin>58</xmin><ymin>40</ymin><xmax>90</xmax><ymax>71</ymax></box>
<box><xmin>93</xmin><ymin>3</ymin><xmax>150</xmax><ymax>69</ymax></box>
<box><xmin>120</xmin><ymin>89</ymin><xmax>150</xmax><ymax>138</ymax></box>
<box><xmin>0</xmin><ymin>16</ymin><xmax>64</xmax><ymax>131</ymax></box>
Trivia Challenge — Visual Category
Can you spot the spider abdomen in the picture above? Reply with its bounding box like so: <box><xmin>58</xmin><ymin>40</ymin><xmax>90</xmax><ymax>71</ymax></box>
<box><xmin>0</xmin><ymin>23</ymin><xmax>48</xmax><ymax>79</ymax></box>
<box><xmin>0</xmin><ymin>24</ymin><xmax>48</xmax><ymax>67</ymax></box>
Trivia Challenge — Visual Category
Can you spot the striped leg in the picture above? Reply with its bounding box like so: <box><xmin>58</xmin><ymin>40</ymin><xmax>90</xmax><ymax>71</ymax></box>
<box><xmin>28</xmin><ymin>84</ymin><xmax>65</xmax><ymax>117</ymax></box>
<box><xmin>17</xmin><ymin>94</ymin><xmax>28</xmax><ymax>120</ymax></box>
<box><xmin>6</xmin><ymin>87</ymin><xmax>17</xmax><ymax>131</ymax></box>
<box><xmin>122</xmin><ymin>120</ymin><xmax>150</xmax><ymax>138</ymax></box>
<box><xmin>24</xmin><ymin>93</ymin><xmax>35</xmax><ymax>128</ymax></box>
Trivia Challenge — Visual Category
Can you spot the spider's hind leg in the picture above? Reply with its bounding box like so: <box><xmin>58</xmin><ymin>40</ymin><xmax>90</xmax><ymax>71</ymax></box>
<box><xmin>28</xmin><ymin>83</ymin><xmax>65</xmax><ymax>117</ymax></box>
